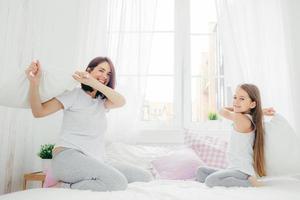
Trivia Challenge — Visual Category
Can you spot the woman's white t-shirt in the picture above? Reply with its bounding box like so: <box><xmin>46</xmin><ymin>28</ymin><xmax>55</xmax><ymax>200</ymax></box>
<box><xmin>54</xmin><ymin>88</ymin><xmax>108</xmax><ymax>162</ymax></box>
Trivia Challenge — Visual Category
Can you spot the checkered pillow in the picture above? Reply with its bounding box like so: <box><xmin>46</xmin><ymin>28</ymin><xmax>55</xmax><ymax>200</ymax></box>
<box><xmin>184</xmin><ymin>130</ymin><xmax>228</xmax><ymax>169</ymax></box>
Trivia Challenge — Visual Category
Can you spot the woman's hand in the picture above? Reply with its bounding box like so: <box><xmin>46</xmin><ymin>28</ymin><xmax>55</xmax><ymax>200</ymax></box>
<box><xmin>25</xmin><ymin>60</ymin><xmax>42</xmax><ymax>85</ymax></box>
<box><xmin>72</xmin><ymin>71</ymin><xmax>98</xmax><ymax>87</ymax></box>
<box><xmin>263</xmin><ymin>107</ymin><xmax>276</xmax><ymax>116</ymax></box>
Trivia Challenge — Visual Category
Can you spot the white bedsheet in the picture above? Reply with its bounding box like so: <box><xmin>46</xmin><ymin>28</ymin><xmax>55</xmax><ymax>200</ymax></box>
<box><xmin>1</xmin><ymin>176</ymin><xmax>299</xmax><ymax>200</ymax></box>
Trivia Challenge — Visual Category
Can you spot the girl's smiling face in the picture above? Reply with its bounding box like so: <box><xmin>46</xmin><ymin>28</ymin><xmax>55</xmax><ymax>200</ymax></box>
<box><xmin>233</xmin><ymin>87</ymin><xmax>256</xmax><ymax>113</ymax></box>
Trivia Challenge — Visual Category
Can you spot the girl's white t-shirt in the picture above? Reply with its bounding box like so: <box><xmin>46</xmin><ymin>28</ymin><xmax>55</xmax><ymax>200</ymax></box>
<box><xmin>54</xmin><ymin>88</ymin><xmax>108</xmax><ymax>162</ymax></box>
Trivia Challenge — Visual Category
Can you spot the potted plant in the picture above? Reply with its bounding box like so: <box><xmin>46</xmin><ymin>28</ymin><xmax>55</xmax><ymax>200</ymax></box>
<box><xmin>206</xmin><ymin>112</ymin><xmax>221</xmax><ymax>129</ymax></box>
<box><xmin>208</xmin><ymin>112</ymin><xmax>218</xmax><ymax>120</ymax></box>
<box><xmin>37</xmin><ymin>144</ymin><xmax>55</xmax><ymax>173</ymax></box>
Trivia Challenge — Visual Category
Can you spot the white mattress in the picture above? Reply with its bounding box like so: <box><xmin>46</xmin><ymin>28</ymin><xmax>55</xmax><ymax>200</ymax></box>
<box><xmin>1</xmin><ymin>176</ymin><xmax>300</xmax><ymax>200</ymax></box>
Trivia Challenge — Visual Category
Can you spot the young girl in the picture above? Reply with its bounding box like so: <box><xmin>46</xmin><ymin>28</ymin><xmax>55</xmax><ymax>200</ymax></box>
<box><xmin>25</xmin><ymin>57</ymin><xmax>152</xmax><ymax>191</ymax></box>
<box><xmin>196</xmin><ymin>83</ymin><xmax>275</xmax><ymax>187</ymax></box>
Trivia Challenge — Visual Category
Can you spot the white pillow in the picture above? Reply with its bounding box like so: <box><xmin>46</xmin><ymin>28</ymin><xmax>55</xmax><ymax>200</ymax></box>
<box><xmin>105</xmin><ymin>142</ymin><xmax>178</xmax><ymax>171</ymax></box>
<box><xmin>264</xmin><ymin>114</ymin><xmax>300</xmax><ymax>176</ymax></box>
<box><xmin>150</xmin><ymin>148</ymin><xmax>204</xmax><ymax>180</ymax></box>
<box><xmin>0</xmin><ymin>67</ymin><xmax>78</xmax><ymax>108</ymax></box>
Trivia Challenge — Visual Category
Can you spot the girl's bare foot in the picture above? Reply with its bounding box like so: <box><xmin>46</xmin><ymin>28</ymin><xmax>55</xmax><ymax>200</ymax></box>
<box><xmin>248</xmin><ymin>176</ymin><xmax>264</xmax><ymax>187</ymax></box>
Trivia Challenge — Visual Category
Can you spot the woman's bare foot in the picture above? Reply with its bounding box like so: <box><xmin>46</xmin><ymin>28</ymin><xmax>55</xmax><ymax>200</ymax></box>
<box><xmin>248</xmin><ymin>176</ymin><xmax>264</xmax><ymax>187</ymax></box>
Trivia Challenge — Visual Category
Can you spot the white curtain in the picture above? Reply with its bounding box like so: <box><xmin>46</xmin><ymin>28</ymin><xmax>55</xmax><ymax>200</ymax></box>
<box><xmin>0</xmin><ymin>0</ymin><xmax>108</xmax><ymax>194</ymax></box>
<box><xmin>0</xmin><ymin>0</ymin><xmax>157</xmax><ymax>193</ymax></box>
<box><xmin>215</xmin><ymin>0</ymin><xmax>297</xmax><ymax>131</ymax></box>
<box><xmin>104</xmin><ymin>0</ymin><xmax>157</xmax><ymax>143</ymax></box>
<box><xmin>280</xmin><ymin>0</ymin><xmax>300</xmax><ymax>134</ymax></box>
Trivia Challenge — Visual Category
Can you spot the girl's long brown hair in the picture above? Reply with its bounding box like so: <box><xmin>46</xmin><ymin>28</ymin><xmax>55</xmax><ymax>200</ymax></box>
<box><xmin>240</xmin><ymin>83</ymin><xmax>266</xmax><ymax>177</ymax></box>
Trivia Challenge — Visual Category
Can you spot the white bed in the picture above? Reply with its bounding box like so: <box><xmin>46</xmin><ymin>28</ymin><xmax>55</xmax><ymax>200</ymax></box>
<box><xmin>1</xmin><ymin>143</ymin><xmax>300</xmax><ymax>200</ymax></box>
<box><xmin>1</xmin><ymin>175</ymin><xmax>300</xmax><ymax>200</ymax></box>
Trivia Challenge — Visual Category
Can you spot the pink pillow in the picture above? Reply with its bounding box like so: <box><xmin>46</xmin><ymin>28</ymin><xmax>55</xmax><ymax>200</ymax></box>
<box><xmin>151</xmin><ymin>148</ymin><xmax>204</xmax><ymax>180</ymax></box>
<box><xmin>184</xmin><ymin>130</ymin><xmax>228</xmax><ymax>169</ymax></box>
<box><xmin>43</xmin><ymin>169</ymin><xmax>58</xmax><ymax>188</ymax></box>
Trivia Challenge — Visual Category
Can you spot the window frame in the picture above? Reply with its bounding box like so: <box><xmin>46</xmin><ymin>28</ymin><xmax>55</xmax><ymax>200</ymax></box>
<box><xmin>116</xmin><ymin>0</ymin><xmax>228</xmax><ymax>135</ymax></box>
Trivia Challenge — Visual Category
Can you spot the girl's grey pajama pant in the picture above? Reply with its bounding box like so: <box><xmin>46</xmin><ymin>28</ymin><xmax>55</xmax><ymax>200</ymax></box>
<box><xmin>196</xmin><ymin>166</ymin><xmax>252</xmax><ymax>187</ymax></box>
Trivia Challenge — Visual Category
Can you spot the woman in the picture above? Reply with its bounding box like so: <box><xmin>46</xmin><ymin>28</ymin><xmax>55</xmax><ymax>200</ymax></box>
<box><xmin>25</xmin><ymin>57</ymin><xmax>152</xmax><ymax>191</ymax></box>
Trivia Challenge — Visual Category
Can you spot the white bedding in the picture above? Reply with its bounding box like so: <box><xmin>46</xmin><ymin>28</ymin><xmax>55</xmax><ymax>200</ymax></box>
<box><xmin>1</xmin><ymin>176</ymin><xmax>300</xmax><ymax>200</ymax></box>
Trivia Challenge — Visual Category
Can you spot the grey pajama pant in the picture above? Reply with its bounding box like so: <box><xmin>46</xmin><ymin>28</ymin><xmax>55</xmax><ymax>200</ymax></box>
<box><xmin>196</xmin><ymin>166</ymin><xmax>252</xmax><ymax>187</ymax></box>
<box><xmin>52</xmin><ymin>148</ymin><xmax>153</xmax><ymax>191</ymax></box>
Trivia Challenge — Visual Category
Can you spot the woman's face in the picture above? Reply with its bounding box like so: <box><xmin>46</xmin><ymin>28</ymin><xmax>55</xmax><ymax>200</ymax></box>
<box><xmin>233</xmin><ymin>87</ymin><xmax>256</xmax><ymax>113</ymax></box>
<box><xmin>89</xmin><ymin>61</ymin><xmax>111</xmax><ymax>85</ymax></box>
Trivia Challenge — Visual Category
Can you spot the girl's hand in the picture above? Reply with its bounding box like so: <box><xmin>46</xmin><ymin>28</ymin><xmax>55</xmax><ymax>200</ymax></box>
<box><xmin>72</xmin><ymin>71</ymin><xmax>98</xmax><ymax>87</ymax></box>
<box><xmin>25</xmin><ymin>60</ymin><xmax>42</xmax><ymax>85</ymax></box>
<box><xmin>263</xmin><ymin>107</ymin><xmax>276</xmax><ymax>116</ymax></box>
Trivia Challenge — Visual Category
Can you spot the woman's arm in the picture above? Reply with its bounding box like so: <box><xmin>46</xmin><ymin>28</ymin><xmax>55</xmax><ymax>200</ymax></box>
<box><xmin>91</xmin><ymin>81</ymin><xmax>126</xmax><ymax>109</ymax></box>
<box><xmin>25</xmin><ymin>60</ymin><xmax>63</xmax><ymax>117</ymax></box>
<box><xmin>72</xmin><ymin>71</ymin><xmax>126</xmax><ymax>109</ymax></box>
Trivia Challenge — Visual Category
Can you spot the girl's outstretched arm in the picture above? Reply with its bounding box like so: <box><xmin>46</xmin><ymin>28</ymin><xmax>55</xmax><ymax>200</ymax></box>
<box><xmin>262</xmin><ymin>107</ymin><xmax>276</xmax><ymax>116</ymax></box>
<box><xmin>220</xmin><ymin>107</ymin><xmax>253</xmax><ymax>132</ymax></box>
<box><xmin>219</xmin><ymin>107</ymin><xmax>235</xmax><ymax>121</ymax></box>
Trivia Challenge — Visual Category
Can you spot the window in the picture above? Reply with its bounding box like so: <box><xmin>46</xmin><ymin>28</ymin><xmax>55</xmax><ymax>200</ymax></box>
<box><xmin>188</xmin><ymin>0</ymin><xmax>225</xmax><ymax>125</ymax></box>
<box><xmin>108</xmin><ymin>0</ymin><xmax>224</xmax><ymax>131</ymax></box>
<box><xmin>143</xmin><ymin>0</ymin><xmax>224</xmax><ymax>129</ymax></box>
<box><xmin>142</xmin><ymin>0</ymin><xmax>175</xmax><ymax>122</ymax></box>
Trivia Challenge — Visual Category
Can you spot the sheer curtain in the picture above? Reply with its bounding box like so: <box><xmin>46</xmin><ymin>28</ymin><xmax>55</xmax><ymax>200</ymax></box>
<box><xmin>0</xmin><ymin>0</ymin><xmax>107</xmax><ymax>194</ymax></box>
<box><xmin>0</xmin><ymin>0</ymin><xmax>157</xmax><ymax>193</ymax></box>
<box><xmin>280</xmin><ymin>0</ymin><xmax>300</xmax><ymax>134</ymax></box>
<box><xmin>104</xmin><ymin>0</ymin><xmax>157</xmax><ymax>143</ymax></box>
<box><xmin>215</xmin><ymin>0</ymin><xmax>297</xmax><ymax>130</ymax></box>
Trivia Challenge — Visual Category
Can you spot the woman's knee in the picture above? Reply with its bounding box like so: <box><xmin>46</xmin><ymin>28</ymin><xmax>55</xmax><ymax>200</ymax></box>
<box><xmin>135</xmin><ymin>169</ymin><xmax>153</xmax><ymax>182</ymax></box>
<box><xmin>112</xmin><ymin>162</ymin><xmax>153</xmax><ymax>183</ymax></box>
<box><xmin>107</xmin><ymin>180</ymin><xmax>128</xmax><ymax>191</ymax></box>
<box><xmin>104</xmin><ymin>172</ymin><xmax>128</xmax><ymax>191</ymax></box>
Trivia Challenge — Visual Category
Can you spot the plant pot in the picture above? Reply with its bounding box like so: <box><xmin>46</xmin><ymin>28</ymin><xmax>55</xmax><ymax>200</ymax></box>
<box><xmin>41</xmin><ymin>159</ymin><xmax>52</xmax><ymax>173</ymax></box>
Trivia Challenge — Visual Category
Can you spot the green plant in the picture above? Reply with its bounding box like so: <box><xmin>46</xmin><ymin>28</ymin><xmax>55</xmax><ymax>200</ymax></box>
<box><xmin>37</xmin><ymin>144</ymin><xmax>55</xmax><ymax>159</ymax></box>
<box><xmin>208</xmin><ymin>112</ymin><xmax>218</xmax><ymax>120</ymax></box>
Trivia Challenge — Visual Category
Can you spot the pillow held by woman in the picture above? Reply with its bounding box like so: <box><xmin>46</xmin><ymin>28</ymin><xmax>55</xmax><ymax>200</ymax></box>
<box><xmin>0</xmin><ymin>67</ymin><xmax>78</xmax><ymax>108</ymax></box>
